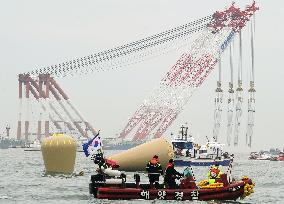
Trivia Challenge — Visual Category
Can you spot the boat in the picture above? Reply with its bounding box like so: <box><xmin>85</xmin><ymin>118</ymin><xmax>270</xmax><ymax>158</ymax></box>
<box><xmin>89</xmin><ymin>170</ymin><xmax>254</xmax><ymax>201</ymax></box>
<box><xmin>24</xmin><ymin>139</ymin><xmax>41</xmax><ymax>151</ymax></box>
<box><xmin>277</xmin><ymin>152</ymin><xmax>284</xmax><ymax>161</ymax></box>
<box><xmin>0</xmin><ymin>125</ymin><xmax>11</xmax><ymax>149</ymax></box>
<box><xmin>269</xmin><ymin>149</ymin><xmax>284</xmax><ymax>161</ymax></box>
<box><xmin>0</xmin><ymin>136</ymin><xmax>11</xmax><ymax>149</ymax></box>
<box><xmin>269</xmin><ymin>148</ymin><xmax>281</xmax><ymax>156</ymax></box>
<box><xmin>88</xmin><ymin>129</ymin><xmax>254</xmax><ymax>201</ymax></box>
<box><xmin>249</xmin><ymin>151</ymin><xmax>272</xmax><ymax>160</ymax></box>
<box><xmin>171</xmin><ymin>125</ymin><xmax>231</xmax><ymax>166</ymax></box>
<box><xmin>9</xmin><ymin>139</ymin><xmax>26</xmax><ymax>148</ymax></box>
<box><xmin>0</xmin><ymin>125</ymin><xmax>24</xmax><ymax>149</ymax></box>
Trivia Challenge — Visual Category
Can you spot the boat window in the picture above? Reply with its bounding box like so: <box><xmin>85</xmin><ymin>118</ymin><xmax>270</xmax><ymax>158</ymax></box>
<box><xmin>199</xmin><ymin>149</ymin><xmax>207</xmax><ymax>154</ymax></box>
<box><xmin>184</xmin><ymin>143</ymin><xmax>193</xmax><ymax>149</ymax></box>
<box><xmin>173</xmin><ymin>142</ymin><xmax>185</xmax><ymax>149</ymax></box>
<box><xmin>172</xmin><ymin>142</ymin><xmax>193</xmax><ymax>150</ymax></box>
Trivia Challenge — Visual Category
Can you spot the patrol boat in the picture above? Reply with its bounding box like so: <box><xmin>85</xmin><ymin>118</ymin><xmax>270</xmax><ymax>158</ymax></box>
<box><xmin>171</xmin><ymin>125</ymin><xmax>231</xmax><ymax>166</ymax></box>
<box><xmin>89</xmin><ymin>167</ymin><xmax>255</xmax><ymax>201</ymax></box>
<box><xmin>88</xmin><ymin>136</ymin><xmax>253</xmax><ymax>201</ymax></box>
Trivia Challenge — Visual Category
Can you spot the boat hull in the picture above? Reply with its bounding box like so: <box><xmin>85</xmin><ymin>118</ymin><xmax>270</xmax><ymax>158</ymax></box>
<box><xmin>277</xmin><ymin>156</ymin><xmax>284</xmax><ymax>161</ymax></box>
<box><xmin>90</xmin><ymin>181</ymin><xmax>247</xmax><ymax>201</ymax></box>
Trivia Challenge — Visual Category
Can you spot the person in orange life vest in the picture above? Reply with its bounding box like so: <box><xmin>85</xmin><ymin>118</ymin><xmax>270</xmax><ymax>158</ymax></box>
<box><xmin>146</xmin><ymin>155</ymin><xmax>163</xmax><ymax>188</ymax></box>
<box><xmin>164</xmin><ymin>159</ymin><xmax>183</xmax><ymax>189</ymax></box>
<box><xmin>207</xmin><ymin>163</ymin><xmax>222</xmax><ymax>184</ymax></box>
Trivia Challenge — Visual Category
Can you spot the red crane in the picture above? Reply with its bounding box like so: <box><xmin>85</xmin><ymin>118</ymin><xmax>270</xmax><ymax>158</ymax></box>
<box><xmin>17</xmin><ymin>3</ymin><xmax>258</xmax><ymax>148</ymax></box>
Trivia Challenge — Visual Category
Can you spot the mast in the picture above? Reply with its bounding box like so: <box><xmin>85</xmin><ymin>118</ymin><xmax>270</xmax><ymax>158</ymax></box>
<box><xmin>6</xmin><ymin>125</ymin><xmax>10</xmax><ymax>138</ymax></box>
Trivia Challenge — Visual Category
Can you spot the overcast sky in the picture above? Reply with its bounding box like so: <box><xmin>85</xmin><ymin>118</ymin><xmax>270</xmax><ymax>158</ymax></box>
<box><xmin>0</xmin><ymin>0</ymin><xmax>283</xmax><ymax>151</ymax></box>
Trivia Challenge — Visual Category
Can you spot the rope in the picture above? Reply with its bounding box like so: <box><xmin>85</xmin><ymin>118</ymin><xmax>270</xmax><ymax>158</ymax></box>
<box><xmin>226</xmin><ymin>43</ymin><xmax>234</xmax><ymax>146</ymax></box>
<box><xmin>229</xmin><ymin>43</ymin><xmax>234</xmax><ymax>84</ymax></box>
<box><xmin>250</xmin><ymin>15</ymin><xmax>255</xmax><ymax>82</ymax></box>
<box><xmin>246</xmin><ymin>14</ymin><xmax>256</xmax><ymax>148</ymax></box>
<box><xmin>238</xmin><ymin>30</ymin><xmax>242</xmax><ymax>82</ymax></box>
<box><xmin>234</xmin><ymin>30</ymin><xmax>243</xmax><ymax>147</ymax></box>
<box><xmin>226</xmin><ymin>154</ymin><xmax>234</xmax><ymax>183</ymax></box>
<box><xmin>32</xmin><ymin>24</ymin><xmax>207</xmax><ymax>77</ymax></box>
<box><xmin>218</xmin><ymin>53</ymin><xmax>222</xmax><ymax>82</ymax></box>
<box><xmin>213</xmin><ymin>51</ymin><xmax>223</xmax><ymax>142</ymax></box>
<box><xmin>188</xmin><ymin>165</ymin><xmax>196</xmax><ymax>181</ymax></box>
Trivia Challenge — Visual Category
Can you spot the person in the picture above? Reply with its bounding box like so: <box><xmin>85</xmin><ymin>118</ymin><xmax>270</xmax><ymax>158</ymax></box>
<box><xmin>92</xmin><ymin>150</ymin><xmax>107</xmax><ymax>174</ymax></box>
<box><xmin>207</xmin><ymin>163</ymin><xmax>222</xmax><ymax>184</ymax></box>
<box><xmin>186</xmin><ymin>149</ymin><xmax>191</xmax><ymax>157</ymax></box>
<box><xmin>164</xmin><ymin>159</ymin><xmax>183</xmax><ymax>189</ymax></box>
<box><xmin>146</xmin><ymin>155</ymin><xmax>163</xmax><ymax>188</ymax></box>
<box><xmin>180</xmin><ymin>167</ymin><xmax>197</xmax><ymax>189</ymax></box>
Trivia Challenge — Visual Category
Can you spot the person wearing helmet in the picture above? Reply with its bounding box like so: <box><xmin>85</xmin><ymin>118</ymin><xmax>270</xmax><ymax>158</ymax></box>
<box><xmin>146</xmin><ymin>155</ymin><xmax>163</xmax><ymax>188</ymax></box>
<box><xmin>207</xmin><ymin>163</ymin><xmax>222</xmax><ymax>184</ymax></box>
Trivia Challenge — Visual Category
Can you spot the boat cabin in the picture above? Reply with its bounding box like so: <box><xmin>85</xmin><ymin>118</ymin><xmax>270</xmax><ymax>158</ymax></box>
<box><xmin>171</xmin><ymin>125</ymin><xmax>196</xmax><ymax>157</ymax></box>
<box><xmin>196</xmin><ymin>141</ymin><xmax>224</xmax><ymax>160</ymax></box>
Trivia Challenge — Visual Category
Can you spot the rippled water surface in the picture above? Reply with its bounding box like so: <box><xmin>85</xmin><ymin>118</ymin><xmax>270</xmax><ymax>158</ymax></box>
<box><xmin>0</xmin><ymin>149</ymin><xmax>283</xmax><ymax>204</ymax></box>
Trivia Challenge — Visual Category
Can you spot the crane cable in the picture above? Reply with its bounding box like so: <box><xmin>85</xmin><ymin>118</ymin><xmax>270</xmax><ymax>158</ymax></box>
<box><xmin>25</xmin><ymin>16</ymin><xmax>212</xmax><ymax>77</ymax></box>
<box><xmin>234</xmin><ymin>30</ymin><xmax>243</xmax><ymax>146</ymax></box>
<box><xmin>246</xmin><ymin>14</ymin><xmax>256</xmax><ymax>147</ymax></box>
<box><xmin>226</xmin><ymin>42</ymin><xmax>234</xmax><ymax>146</ymax></box>
<box><xmin>213</xmin><ymin>52</ymin><xmax>223</xmax><ymax>142</ymax></box>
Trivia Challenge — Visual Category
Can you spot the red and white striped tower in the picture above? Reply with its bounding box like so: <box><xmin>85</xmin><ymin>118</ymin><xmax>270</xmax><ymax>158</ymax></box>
<box><xmin>24</xmin><ymin>74</ymin><xmax>30</xmax><ymax>141</ymax></box>
<box><xmin>17</xmin><ymin>75</ymin><xmax>23</xmax><ymax>140</ymax></box>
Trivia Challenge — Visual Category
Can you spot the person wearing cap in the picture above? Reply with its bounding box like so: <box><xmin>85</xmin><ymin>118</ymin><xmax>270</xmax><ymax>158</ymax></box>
<box><xmin>146</xmin><ymin>155</ymin><xmax>163</xmax><ymax>188</ymax></box>
<box><xmin>164</xmin><ymin>159</ymin><xmax>183</xmax><ymax>189</ymax></box>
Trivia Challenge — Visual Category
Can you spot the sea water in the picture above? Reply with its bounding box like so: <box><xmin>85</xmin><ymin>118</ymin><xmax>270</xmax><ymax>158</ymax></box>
<box><xmin>0</xmin><ymin>149</ymin><xmax>283</xmax><ymax>204</ymax></box>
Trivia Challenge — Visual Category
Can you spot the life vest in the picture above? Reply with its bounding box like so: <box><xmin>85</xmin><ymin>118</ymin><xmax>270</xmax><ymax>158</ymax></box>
<box><xmin>146</xmin><ymin>158</ymin><xmax>162</xmax><ymax>174</ymax></box>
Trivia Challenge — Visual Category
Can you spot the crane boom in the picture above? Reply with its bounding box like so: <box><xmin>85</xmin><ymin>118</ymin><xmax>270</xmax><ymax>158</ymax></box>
<box><xmin>25</xmin><ymin>16</ymin><xmax>212</xmax><ymax>77</ymax></box>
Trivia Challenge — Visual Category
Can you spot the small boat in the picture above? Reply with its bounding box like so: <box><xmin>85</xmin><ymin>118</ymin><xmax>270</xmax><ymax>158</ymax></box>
<box><xmin>277</xmin><ymin>152</ymin><xmax>284</xmax><ymax>161</ymax></box>
<box><xmin>0</xmin><ymin>137</ymin><xmax>11</xmax><ymax>149</ymax></box>
<box><xmin>172</xmin><ymin>125</ymin><xmax>231</xmax><ymax>166</ymax></box>
<box><xmin>89</xmin><ymin>172</ymin><xmax>254</xmax><ymax>201</ymax></box>
<box><xmin>24</xmin><ymin>139</ymin><xmax>41</xmax><ymax>151</ymax></box>
<box><xmin>0</xmin><ymin>125</ymin><xmax>13</xmax><ymax>149</ymax></box>
<box><xmin>249</xmin><ymin>151</ymin><xmax>271</xmax><ymax>160</ymax></box>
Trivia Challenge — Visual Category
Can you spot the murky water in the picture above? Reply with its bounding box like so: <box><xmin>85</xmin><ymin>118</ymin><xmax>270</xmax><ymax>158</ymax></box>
<box><xmin>0</xmin><ymin>149</ymin><xmax>283</xmax><ymax>204</ymax></box>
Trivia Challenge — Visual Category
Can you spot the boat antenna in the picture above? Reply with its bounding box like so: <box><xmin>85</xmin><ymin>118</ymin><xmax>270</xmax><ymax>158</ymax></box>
<box><xmin>181</xmin><ymin>125</ymin><xmax>185</xmax><ymax>140</ymax></box>
<box><xmin>185</xmin><ymin>126</ymin><xmax>188</xmax><ymax>141</ymax></box>
<box><xmin>206</xmin><ymin>136</ymin><xmax>209</xmax><ymax>142</ymax></box>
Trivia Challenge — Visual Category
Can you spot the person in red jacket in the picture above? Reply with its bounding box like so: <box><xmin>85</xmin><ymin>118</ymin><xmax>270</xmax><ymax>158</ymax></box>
<box><xmin>164</xmin><ymin>159</ymin><xmax>183</xmax><ymax>189</ymax></box>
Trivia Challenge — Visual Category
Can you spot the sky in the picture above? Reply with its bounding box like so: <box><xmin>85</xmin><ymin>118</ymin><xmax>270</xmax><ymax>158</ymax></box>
<box><xmin>0</xmin><ymin>0</ymin><xmax>283</xmax><ymax>151</ymax></box>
